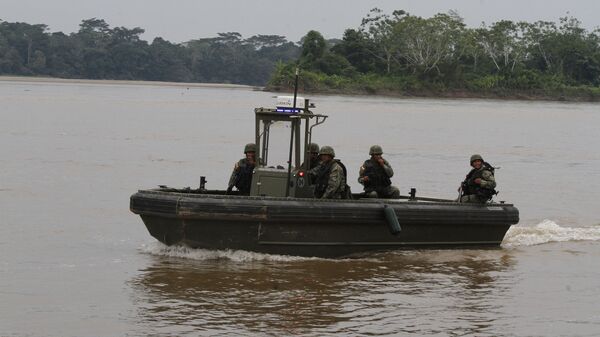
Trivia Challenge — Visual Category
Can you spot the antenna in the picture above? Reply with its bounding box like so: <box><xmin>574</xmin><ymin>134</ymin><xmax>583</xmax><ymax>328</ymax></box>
<box><xmin>285</xmin><ymin>67</ymin><xmax>300</xmax><ymax>197</ymax></box>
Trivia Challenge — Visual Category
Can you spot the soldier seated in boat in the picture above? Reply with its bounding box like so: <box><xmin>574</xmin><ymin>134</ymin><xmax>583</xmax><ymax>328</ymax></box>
<box><xmin>300</xmin><ymin>143</ymin><xmax>320</xmax><ymax>170</ymax></box>
<box><xmin>308</xmin><ymin>146</ymin><xmax>350</xmax><ymax>199</ymax></box>
<box><xmin>227</xmin><ymin>143</ymin><xmax>257</xmax><ymax>195</ymax></box>
<box><xmin>358</xmin><ymin>145</ymin><xmax>400</xmax><ymax>199</ymax></box>
<box><xmin>460</xmin><ymin>154</ymin><xmax>497</xmax><ymax>203</ymax></box>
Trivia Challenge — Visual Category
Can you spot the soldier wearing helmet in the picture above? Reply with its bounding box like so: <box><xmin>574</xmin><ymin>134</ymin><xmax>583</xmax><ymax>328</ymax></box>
<box><xmin>358</xmin><ymin>145</ymin><xmax>400</xmax><ymax>199</ymax></box>
<box><xmin>227</xmin><ymin>143</ymin><xmax>258</xmax><ymax>195</ymax></box>
<box><xmin>300</xmin><ymin>142</ymin><xmax>321</xmax><ymax>170</ymax></box>
<box><xmin>460</xmin><ymin>154</ymin><xmax>497</xmax><ymax>203</ymax></box>
<box><xmin>308</xmin><ymin>145</ymin><xmax>350</xmax><ymax>199</ymax></box>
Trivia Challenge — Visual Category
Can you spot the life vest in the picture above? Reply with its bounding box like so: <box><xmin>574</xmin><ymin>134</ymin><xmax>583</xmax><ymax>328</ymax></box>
<box><xmin>362</xmin><ymin>159</ymin><xmax>392</xmax><ymax>192</ymax></box>
<box><xmin>314</xmin><ymin>160</ymin><xmax>349</xmax><ymax>199</ymax></box>
<box><xmin>462</xmin><ymin>162</ymin><xmax>497</xmax><ymax>200</ymax></box>
<box><xmin>235</xmin><ymin>159</ymin><xmax>255</xmax><ymax>195</ymax></box>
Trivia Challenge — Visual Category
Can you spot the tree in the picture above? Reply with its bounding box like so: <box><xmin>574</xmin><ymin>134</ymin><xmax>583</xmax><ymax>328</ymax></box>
<box><xmin>145</xmin><ymin>37</ymin><xmax>191</xmax><ymax>81</ymax></box>
<box><xmin>359</xmin><ymin>8</ymin><xmax>407</xmax><ymax>74</ymax></box>
<box><xmin>76</xmin><ymin>18</ymin><xmax>112</xmax><ymax>78</ymax></box>
<box><xmin>245</xmin><ymin>35</ymin><xmax>287</xmax><ymax>49</ymax></box>
<box><xmin>477</xmin><ymin>20</ymin><xmax>529</xmax><ymax>73</ymax></box>
<box><xmin>458</xmin><ymin>28</ymin><xmax>484</xmax><ymax>72</ymax></box>
<box><xmin>108</xmin><ymin>26</ymin><xmax>149</xmax><ymax>79</ymax></box>
<box><xmin>0</xmin><ymin>21</ymin><xmax>49</xmax><ymax>73</ymax></box>
<box><xmin>523</xmin><ymin>21</ymin><xmax>558</xmax><ymax>72</ymax></box>
<box><xmin>300</xmin><ymin>30</ymin><xmax>326</xmax><ymax>67</ymax></box>
<box><xmin>553</xmin><ymin>17</ymin><xmax>600</xmax><ymax>84</ymax></box>
<box><xmin>395</xmin><ymin>13</ymin><xmax>465</xmax><ymax>74</ymax></box>
<box><xmin>45</xmin><ymin>32</ymin><xmax>83</xmax><ymax>77</ymax></box>
<box><xmin>331</xmin><ymin>29</ymin><xmax>381</xmax><ymax>73</ymax></box>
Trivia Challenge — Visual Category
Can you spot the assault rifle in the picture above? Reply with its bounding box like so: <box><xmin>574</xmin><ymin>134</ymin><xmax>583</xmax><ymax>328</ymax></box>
<box><xmin>226</xmin><ymin>169</ymin><xmax>241</xmax><ymax>194</ymax></box>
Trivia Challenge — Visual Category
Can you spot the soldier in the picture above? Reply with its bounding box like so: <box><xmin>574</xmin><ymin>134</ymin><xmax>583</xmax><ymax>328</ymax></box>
<box><xmin>460</xmin><ymin>154</ymin><xmax>497</xmax><ymax>203</ymax></box>
<box><xmin>309</xmin><ymin>146</ymin><xmax>349</xmax><ymax>199</ymax></box>
<box><xmin>227</xmin><ymin>143</ymin><xmax>257</xmax><ymax>195</ymax></box>
<box><xmin>358</xmin><ymin>145</ymin><xmax>400</xmax><ymax>199</ymax></box>
<box><xmin>300</xmin><ymin>143</ymin><xmax>320</xmax><ymax>170</ymax></box>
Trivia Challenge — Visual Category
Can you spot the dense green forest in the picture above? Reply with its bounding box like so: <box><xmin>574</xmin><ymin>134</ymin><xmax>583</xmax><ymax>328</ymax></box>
<box><xmin>269</xmin><ymin>9</ymin><xmax>600</xmax><ymax>100</ymax></box>
<box><xmin>0</xmin><ymin>18</ymin><xmax>299</xmax><ymax>85</ymax></box>
<box><xmin>2</xmin><ymin>10</ymin><xmax>600</xmax><ymax>100</ymax></box>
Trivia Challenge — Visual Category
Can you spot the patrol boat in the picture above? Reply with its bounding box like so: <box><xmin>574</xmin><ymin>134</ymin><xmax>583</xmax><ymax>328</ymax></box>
<box><xmin>130</xmin><ymin>96</ymin><xmax>519</xmax><ymax>258</ymax></box>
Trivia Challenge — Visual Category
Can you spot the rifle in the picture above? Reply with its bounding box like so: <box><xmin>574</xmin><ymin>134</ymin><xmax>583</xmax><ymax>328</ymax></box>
<box><xmin>227</xmin><ymin>168</ymin><xmax>241</xmax><ymax>194</ymax></box>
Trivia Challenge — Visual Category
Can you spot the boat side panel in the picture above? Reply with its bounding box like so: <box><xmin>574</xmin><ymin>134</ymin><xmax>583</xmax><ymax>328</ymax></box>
<box><xmin>140</xmin><ymin>215</ymin><xmax>184</xmax><ymax>246</ymax></box>
<box><xmin>140</xmin><ymin>215</ymin><xmax>511</xmax><ymax>257</ymax></box>
<box><xmin>256</xmin><ymin>220</ymin><xmax>511</xmax><ymax>247</ymax></box>
<box><xmin>131</xmin><ymin>191</ymin><xmax>518</xmax><ymax>257</ymax></box>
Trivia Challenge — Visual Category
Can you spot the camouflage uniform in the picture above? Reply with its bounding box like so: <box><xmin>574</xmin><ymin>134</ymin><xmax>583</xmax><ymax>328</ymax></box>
<box><xmin>358</xmin><ymin>145</ymin><xmax>400</xmax><ymax>199</ymax></box>
<box><xmin>310</xmin><ymin>160</ymin><xmax>347</xmax><ymax>199</ymax></box>
<box><xmin>308</xmin><ymin>146</ymin><xmax>348</xmax><ymax>199</ymax></box>
<box><xmin>460</xmin><ymin>154</ymin><xmax>497</xmax><ymax>203</ymax></box>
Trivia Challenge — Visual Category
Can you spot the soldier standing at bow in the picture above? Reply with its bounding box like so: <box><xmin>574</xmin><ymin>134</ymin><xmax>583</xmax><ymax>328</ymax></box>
<box><xmin>227</xmin><ymin>143</ymin><xmax>257</xmax><ymax>195</ymax></box>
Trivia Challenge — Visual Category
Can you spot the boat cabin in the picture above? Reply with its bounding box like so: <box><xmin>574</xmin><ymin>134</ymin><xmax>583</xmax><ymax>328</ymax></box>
<box><xmin>246</xmin><ymin>96</ymin><xmax>328</xmax><ymax>198</ymax></box>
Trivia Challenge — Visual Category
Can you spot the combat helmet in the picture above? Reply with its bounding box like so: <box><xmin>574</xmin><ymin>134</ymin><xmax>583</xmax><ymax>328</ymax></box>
<box><xmin>369</xmin><ymin>145</ymin><xmax>383</xmax><ymax>155</ymax></box>
<box><xmin>470</xmin><ymin>154</ymin><xmax>483</xmax><ymax>163</ymax></box>
<box><xmin>319</xmin><ymin>145</ymin><xmax>335</xmax><ymax>158</ymax></box>
<box><xmin>308</xmin><ymin>143</ymin><xmax>320</xmax><ymax>153</ymax></box>
<box><xmin>244</xmin><ymin>143</ymin><xmax>257</xmax><ymax>153</ymax></box>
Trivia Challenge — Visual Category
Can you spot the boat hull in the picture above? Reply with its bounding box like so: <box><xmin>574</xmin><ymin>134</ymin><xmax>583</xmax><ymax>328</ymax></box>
<box><xmin>130</xmin><ymin>190</ymin><xmax>519</xmax><ymax>257</ymax></box>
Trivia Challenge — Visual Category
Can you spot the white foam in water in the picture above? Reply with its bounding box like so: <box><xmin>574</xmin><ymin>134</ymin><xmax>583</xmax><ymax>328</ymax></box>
<box><xmin>139</xmin><ymin>241</ymin><xmax>319</xmax><ymax>262</ymax></box>
<box><xmin>502</xmin><ymin>219</ymin><xmax>600</xmax><ymax>247</ymax></box>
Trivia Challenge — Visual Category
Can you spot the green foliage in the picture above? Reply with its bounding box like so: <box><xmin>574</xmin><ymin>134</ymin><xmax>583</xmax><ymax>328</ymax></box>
<box><xmin>467</xmin><ymin>74</ymin><xmax>502</xmax><ymax>90</ymax></box>
<box><xmin>267</xmin><ymin>61</ymin><xmax>293</xmax><ymax>89</ymax></box>
<box><xmin>300</xmin><ymin>30</ymin><xmax>326</xmax><ymax>66</ymax></box>
<box><xmin>270</xmin><ymin>9</ymin><xmax>600</xmax><ymax>101</ymax></box>
<box><xmin>0</xmin><ymin>18</ymin><xmax>300</xmax><ymax>85</ymax></box>
<box><xmin>501</xmin><ymin>70</ymin><xmax>543</xmax><ymax>89</ymax></box>
<box><xmin>331</xmin><ymin>29</ymin><xmax>382</xmax><ymax>73</ymax></box>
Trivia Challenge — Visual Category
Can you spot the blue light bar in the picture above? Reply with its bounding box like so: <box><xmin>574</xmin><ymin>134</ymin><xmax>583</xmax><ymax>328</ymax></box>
<box><xmin>276</xmin><ymin>107</ymin><xmax>301</xmax><ymax>114</ymax></box>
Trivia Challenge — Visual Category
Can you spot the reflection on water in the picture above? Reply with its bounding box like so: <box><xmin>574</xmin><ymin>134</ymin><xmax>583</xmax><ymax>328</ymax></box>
<box><xmin>130</xmin><ymin>249</ymin><xmax>515</xmax><ymax>336</ymax></box>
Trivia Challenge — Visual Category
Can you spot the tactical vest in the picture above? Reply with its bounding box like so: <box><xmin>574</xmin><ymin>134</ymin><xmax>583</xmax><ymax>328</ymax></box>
<box><xmin>314</xmin><ymin>160</ymin><xmax>348</xmax><ymax>199</ymax></box>
<box><xmin>362</xmin><ymin>159</ymin><xmax>392</xmax><ymax>192</ymax></box>
<box><xmin>235</xmin><ymin>159</ymin><xmax>255</xmax><ymax>195</ymax></box>
<box><xmin>462</xmin><ymin>162</ymin><xmax>497</xmax><ymax>200</ymax></box>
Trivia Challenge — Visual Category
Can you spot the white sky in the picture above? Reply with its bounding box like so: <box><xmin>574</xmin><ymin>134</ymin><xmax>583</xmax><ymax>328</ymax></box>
<box><xmin>1</xmin><ymin>0</ymin><xmax>599</xmax><ymax>43</ymax></box>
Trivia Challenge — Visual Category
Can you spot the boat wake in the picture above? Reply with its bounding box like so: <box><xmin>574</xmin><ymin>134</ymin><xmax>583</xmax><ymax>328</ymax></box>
<box><xmin>502</xmin><ymin>220</ymin><xmax>600</xmax><ymax>248</ymax></box>
<box><xmin>139</xmin><ymin>242</ymin><xmax>319</xmax><ymax>262</ymax></box>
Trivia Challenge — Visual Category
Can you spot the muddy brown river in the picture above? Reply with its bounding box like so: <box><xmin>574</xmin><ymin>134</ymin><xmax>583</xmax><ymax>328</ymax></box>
<box><xmin>1</xmin><ymin>78</ymin><xmax>599</xmax><ymax>336</ymax></box>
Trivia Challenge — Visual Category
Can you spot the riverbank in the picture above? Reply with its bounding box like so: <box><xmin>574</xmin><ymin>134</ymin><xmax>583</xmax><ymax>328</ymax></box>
<box><xmin>267</xmin><ymin>80</ymin><xmax>600</xmax><ymax>102</ymax></box>
<box><xmin>3</xmin><ymin>75</ymin><xmax>598</xmax><ymax>102</ymax></box>
<box><xmin>266</xmin><ymin>66</ymin><xmax>600</xmax><ymax>102</ymax></box>
<box><xmin>267</xmin><ymin>86</ymin><xmax>600</xmax><ymax>102</ymax></box>
<box><xmin>0</xmin><ymin>75</ymin><xmax>257</xmax><ymax>90</ymax></box>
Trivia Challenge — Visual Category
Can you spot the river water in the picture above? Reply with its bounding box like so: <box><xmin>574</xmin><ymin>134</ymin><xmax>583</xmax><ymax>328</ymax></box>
<box><xmin>1</xmin><ymin>79</ymin><xmax>599</xmax><ymax>336</ymax></box>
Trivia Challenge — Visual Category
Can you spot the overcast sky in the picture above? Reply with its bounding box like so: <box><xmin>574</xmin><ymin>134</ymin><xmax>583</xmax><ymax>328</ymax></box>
<box><xmin>1</xmin><ymin>0</ymin><xmax>599</xmax><ymax>43</ymax></box>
